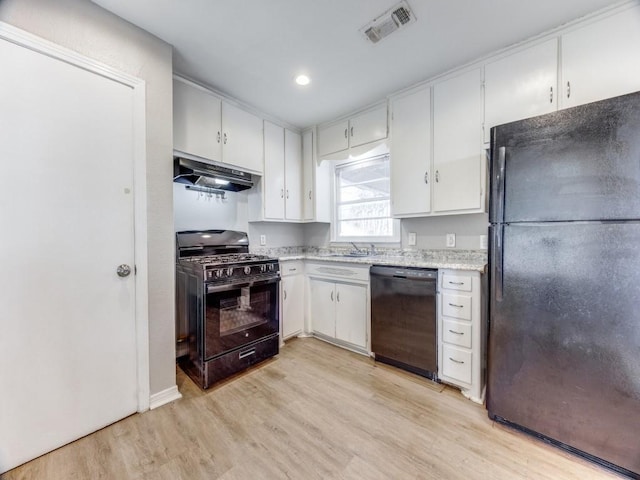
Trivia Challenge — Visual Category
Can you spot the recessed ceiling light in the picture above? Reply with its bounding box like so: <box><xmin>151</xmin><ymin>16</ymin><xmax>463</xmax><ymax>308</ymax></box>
<box><xmin>295</xmin><ymin>74</ymin><xmax>311</xmax><ymax>86</ymax></box>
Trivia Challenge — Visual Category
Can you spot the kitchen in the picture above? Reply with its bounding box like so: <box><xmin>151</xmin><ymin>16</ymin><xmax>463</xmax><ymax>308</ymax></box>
<box><xmin>1</xmin><ymin>0</ymin><xmax>639</xmax><ymax>478</ymax></box>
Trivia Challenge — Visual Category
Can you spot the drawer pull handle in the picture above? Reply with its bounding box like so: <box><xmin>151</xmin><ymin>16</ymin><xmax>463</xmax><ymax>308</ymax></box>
<box><xmin>448</xmin><ymin>303</ymin><xmax>464</xmax><ymax>308</ymax></box>
<box><xmin>448</xmin><ymin>329</ymin><xmax>464</xmax><ymax>335</ymax></box>
<box><xmin>448</xmin><ymin>281</ymin><xmax>464</xmax><ymax>285</ymax></box>
<box><xmin>239</xmin><ymin>348</ymin><xmax>256</xmax><ymax>359</ymax></box>
<box><xmin>283</xmin><ymin>290</ymin><xmax>287</xmax><ymax>300</ymax></box>
<box><xmin>289</xmin><ymin>268</ymin><xmax>297</xmax><ymax>272</ymax></box>
<box><xmin>449</xmin><ymin>357</ymin><xmax>464</xmax><ymax>364</ymax></box>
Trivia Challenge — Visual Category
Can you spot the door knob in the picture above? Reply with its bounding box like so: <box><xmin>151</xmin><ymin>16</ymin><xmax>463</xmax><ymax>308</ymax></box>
<box><xmin>117</xmin><ymin>264</ymin><xmax>132</xmax><ymax>277</ymax></box>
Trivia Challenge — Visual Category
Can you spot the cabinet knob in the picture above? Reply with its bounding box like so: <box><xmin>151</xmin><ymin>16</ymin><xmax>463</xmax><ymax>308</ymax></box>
<box><xmin>424</xmin><ymin>171</ymin><xmax>429</xmax><ymax>184</ymax></box>
<box><xmin>223</xmin><ymin>132</ymin><xmax>228</xmax><ymax>144</ymax></box>
<box><xmin>283</xmin><ymin>290</ymin><xmax>287</xmax><ymax>300</ymax></box>
<box><xmin>330</xmin><ymin>291</ymin><xmax>334</xmax><ymax>301</ymax></box>
<box><xmin>549</xmin><ymin>86</ymin><xmax>553</xmax><ymax>103</ymax></box>
<box><xmin>344</xmin><ymin>128</ymin><xmax>347</xmax><ymax>139</ymax></box>
<box><xmin>350</xmin><ymin>126</ymin><xmax>354</xmax><ymax>137</ymax></box>
<box><xmin>435</xmin><ymin>170</ymin><xmax>440</xmax><ymax>183</ymax></box>
<box><xmin>286</xmin><ymin>189</ymin><xmax>289</xmax><ymax>199</ymax></box>
<box><xmin>280</xmin><ymin>188</ymin><xmax>284</xmax><ymax>198</ymax></box>
<box><xmin>567</xmin><ymin>81</ymin><xmax>571</xmax><ymax>99</ymax></box>
<box><xmin>308</xmin><ymin>190</ymin><xmax>312</xmax><ymax>200</ymax></box>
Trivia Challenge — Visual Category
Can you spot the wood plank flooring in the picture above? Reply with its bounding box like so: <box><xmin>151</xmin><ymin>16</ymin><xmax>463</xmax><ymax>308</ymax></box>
<box><xmin>3</xmin><ymin>338</ymin><xmax>621</xmax><ymax>479</ymax></box>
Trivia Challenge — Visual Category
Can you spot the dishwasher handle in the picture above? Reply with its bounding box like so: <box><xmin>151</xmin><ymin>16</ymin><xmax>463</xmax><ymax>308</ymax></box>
<box><xmin>370</xmin><ymin>266</ymin><xmax>437</xmax><ymax>281</ymax></box>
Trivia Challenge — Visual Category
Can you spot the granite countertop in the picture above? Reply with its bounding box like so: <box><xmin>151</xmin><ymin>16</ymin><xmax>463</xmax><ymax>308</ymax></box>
<box><xmin>251</xmin><ymin>247</ymin><xmax>487</xmax><ymax>273</ymax></box>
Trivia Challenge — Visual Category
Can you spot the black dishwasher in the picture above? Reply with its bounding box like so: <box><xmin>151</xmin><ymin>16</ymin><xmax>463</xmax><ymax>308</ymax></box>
<box><xmin>370</xmin><ymin>266</ymin><xmax>437</xmax><ymax>380</ymax></box>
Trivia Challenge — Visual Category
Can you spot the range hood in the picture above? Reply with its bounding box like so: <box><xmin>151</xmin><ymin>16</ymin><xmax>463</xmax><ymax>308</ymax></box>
<box><xmin>173</xmin><ymin>157</ymin><xmax>254</xmax><ymax>192</ymax></box>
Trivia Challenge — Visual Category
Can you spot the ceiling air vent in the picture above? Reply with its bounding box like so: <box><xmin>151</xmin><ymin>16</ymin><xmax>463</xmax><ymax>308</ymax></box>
<box><xmin>361</xmin><ymin>1</ymin><xmax>417</xmax><ymax>45</ymax></box>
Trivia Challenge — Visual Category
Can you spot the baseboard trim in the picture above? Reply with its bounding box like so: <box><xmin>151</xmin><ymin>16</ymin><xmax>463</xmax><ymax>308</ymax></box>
<box><xmin>149</xmin><ymin>385</ymin><xmax>182</xmax><ymax>410</ymax></box>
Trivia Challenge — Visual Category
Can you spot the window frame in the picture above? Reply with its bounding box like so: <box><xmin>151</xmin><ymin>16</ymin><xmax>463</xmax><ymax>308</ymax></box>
<box><xmin>331</xmin><ymin>154</ymin><xmax>400</xmax><ymax>244</ymax></box>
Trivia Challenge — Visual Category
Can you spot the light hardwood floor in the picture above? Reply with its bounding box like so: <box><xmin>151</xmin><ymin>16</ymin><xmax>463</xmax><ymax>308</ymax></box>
<box><xmin>3</xmin><ymin>338</ymin><xmax>621</xmax><ymax>479</ymax></box>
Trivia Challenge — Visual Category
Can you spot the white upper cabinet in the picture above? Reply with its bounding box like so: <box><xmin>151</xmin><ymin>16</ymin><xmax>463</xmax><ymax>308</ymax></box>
<box><xmin>317</xmin><ymin>104</ymin><xmax>388</xmax><ymax>157</ymax></box>
<box><xmin>173</xmin><ymin>77</ymin><xmax>264</xmax><ymax>174</ymax></box>
<box><xmin>349</xmin><ymin>106</ymin><xmax>388</xmax><ymax>149</ymax></box>
<box><xmin>484</xmin><ymin>39</ymin><xmax>558</xmax><ymax>143</ymax></box>
<box><xmin>284</xmin><ymin>129</ymin><xmax>302</xmax><ymax>221</ymax></box>
<box><xmin>561</xmin><ymin>6</ymin><xmax>640</xmax><ymax>110</ymax></box>
<box><xmin>433</xmin><ymin>68</ymin><xmax>484</xmax><ymax>213</ymax></box>
<box><xmin>390</xmin><ymin>86</ymin><xmax>431</xmax><ymax>217</ymax></box>
<box><xmin>263</xmin><ymin>121</ymin><xmax>286</xmax><ymax>219</ymax></box>
<box><xmin>173</xmin><ymin>79</ymin><xmax>222</xmax><ymax>161</ymax></box>
<box><xmin>259</xmin><ymin>123</ymin><xmax>302</xmax><ymax>221</ymax></box>
<box><xmin>302</xmin><ymin>129</ymin><xmax>331</xmax><ymax>223</ymax></box>
<box><xmin>221</xmin><ymin>101</ymin><xmax>264</xmax><ymax>173</ymax></box>
<box><xmin>317</xmin><ymin>120</ymin><xmax>349</xmax><ymax>157</ymax></box>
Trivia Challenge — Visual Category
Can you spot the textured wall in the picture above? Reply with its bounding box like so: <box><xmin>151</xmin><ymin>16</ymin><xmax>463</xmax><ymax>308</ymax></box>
<box><xmin>0</xmin><ymin>0</ymin><xmax>176</xmax><ymax>396</ymax></box>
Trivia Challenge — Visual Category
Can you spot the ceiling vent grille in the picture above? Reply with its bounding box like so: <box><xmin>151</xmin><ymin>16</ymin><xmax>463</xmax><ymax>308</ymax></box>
<box><xmin>361</xmin><ymin>1</ymin><xmax>417</xmax><ymax>45</ymax></box>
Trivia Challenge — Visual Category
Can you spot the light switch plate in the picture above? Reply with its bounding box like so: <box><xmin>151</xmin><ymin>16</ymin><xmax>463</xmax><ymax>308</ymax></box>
<box><xmin>446</xmin><ymin>233</ymin><xmax>456</xmax><ymax>248</ymax></box>
<box><xmin>408</xmin><ymin>232</ymin><xmax>417</xmax><ymax>246</ymax></box>
<box><xmin>480</xmin><ymin>234</ymin><xmax>488</xmax><ymax>249</ymax></box>
<box><xmin>260</xmin><ymin>235</ymin><xmax>266</xmax><ymax>246</ymax></box>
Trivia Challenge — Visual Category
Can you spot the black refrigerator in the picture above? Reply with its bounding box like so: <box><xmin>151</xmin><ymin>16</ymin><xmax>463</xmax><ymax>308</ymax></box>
<box><xmin>488</xmin><ymin>91</ymin><xmax>640</xmax><ymax>479</ymax></box>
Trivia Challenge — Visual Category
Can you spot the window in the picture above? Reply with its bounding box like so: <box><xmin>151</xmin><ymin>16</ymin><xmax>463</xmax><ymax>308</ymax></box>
<box><xmin>333</xmin><ymin>154</ymin><xmax>399</xmax><ymax>242</ymax></box>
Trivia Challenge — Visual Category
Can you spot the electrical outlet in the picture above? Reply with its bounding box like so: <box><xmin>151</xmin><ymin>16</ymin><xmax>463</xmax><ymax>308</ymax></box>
<box><xmin>480</xmin><ymin>234</ymin><xmax>488</xmax><ymax>249</ymax></box>
<box><xmin>260</xmin><ymin>235</ymin><xmax>266</xmax><ymax>246</ymax></box>
<box><xmin>446</xmin><ymin>233</ymin><xmax>456</xmax><ymax>248</ymax></box>
<box><xmin>408</xmin><ymin>232</ymin><xmax>417</xmax><ymax>246</ymax></box>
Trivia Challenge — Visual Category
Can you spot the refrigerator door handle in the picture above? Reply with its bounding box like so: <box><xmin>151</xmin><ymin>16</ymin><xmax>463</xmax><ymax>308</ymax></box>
<box><xmin>492</xmin><ymin>224</ymin><xmax>504</xmax><ymax>302</ymax></box>
<box><xmin>490</xmin><ymin>146</ymin><xmax>506</xmax><ymax>223</ymax></box>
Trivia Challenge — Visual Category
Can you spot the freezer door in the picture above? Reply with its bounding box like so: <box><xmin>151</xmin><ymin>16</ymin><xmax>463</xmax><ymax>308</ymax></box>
<box><xmin>487</xmin><ymin>222</ymin><xmax>640</xmax><ymax>475</ymax></box>
<box><xmin>491</xmin><ymin>91</ymin><xmax>640</xmax><ymax>223</ymax></box>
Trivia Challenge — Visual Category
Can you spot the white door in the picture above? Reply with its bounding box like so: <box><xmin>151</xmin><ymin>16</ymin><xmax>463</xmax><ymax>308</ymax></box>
<box><xmin>0</xmin><ymin>35</ymin><xmax>139</xmax><ymax>472</ymax></box>
<box><xmin>335</xmin><ymin>283</ymin><xmax>367</xmax><ymax>349</ymax></box>
<box><xmin>302</xmin><ymin>129</ymin><xmax>314</xmax><ymax>221</ymax></box>
<box><xmin>221</xmin><ymin>101</ymin><xmax>264</xmax><ymax>173</ymax></box>
<box><xmin>284</xmin><ymin>129</ymin><xmax>302</xmax><ymax>221</ymax></box>
<box><xmin>317</xmin><ymin>120</ymin><xmax>349</xmax><ymax>157</ymax></box>
<box><xmin>263</xmin><ymin>121</ymin><xmax>285</xmax><ymax>219</ymax></box>
<box><xmin>281</xmin><ymin>275</ymin><xmax>304</xmax><ymax>339</ymax></box>
<box><xmin>484</xmin><ymin>39</ymin><xmax>558</xmax><ymax>143</ymax></box>
<box><xmin>309</xmin><ymin>278</ymin><xmax>335</xmax><ymax>337</ymax></box>
<box><xmin>390</xmin><ymin>87</ymin><xmax>431</xmax><ymax>216</ymax></box>
<box><xmin>349</xmin><ymin>105</ymin><xmax>388</xmax><ymax>148</ymax></box>
<box><xmin>433</xmin><ymin>68</ymin><xmax>483</xmax><ymax>213</ymax></box>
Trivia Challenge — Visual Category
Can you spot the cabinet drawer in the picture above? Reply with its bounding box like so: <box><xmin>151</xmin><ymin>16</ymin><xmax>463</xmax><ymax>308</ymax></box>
<box><xmin>441</xmin><ymin>293</ymin><xmax>471</xmax><ymax>320</ymax></box>
<box><xmin>441</xmin><ymin>273</ymin><xmax>472</xmax><ymax>292</ymax></box>
<box><xmin>442</xmin><ymin>344</ymin><xmax>472</xmax><ymax>385</ymax></box>
<box><xmin>280</xmin><ymin>261</ymin><xmax>304</xmax><ymax>277</ymax></box>
<box><xmin>442</xmin><ymin>319</ymin><xmax>472</xmax><ymax>348</ymax></box>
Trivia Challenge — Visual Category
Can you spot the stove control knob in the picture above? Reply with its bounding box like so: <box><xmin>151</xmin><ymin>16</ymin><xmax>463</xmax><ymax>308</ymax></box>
<box><xmin>244</xmin><ymin>266</ymin><xmax>251</xmax><ymax>275</ymax></box>
<box><xmin>268</xmin><ymin>264</ymin><xmax>275</xmax><ymax>272</ymax></box>
<box><xmin>215</xmin><ymin>269</ymin><xmax>224</xmax><ymax>278</ymax></box>
<box><xmin>260</xmin><ymin>264</ymin><xmax>267</xmax><ymax>273</ymax></box>
<box><xmin>227</xmin><ymin>267</ymin><xmax>234</xmax><ymax>276</ymax></box>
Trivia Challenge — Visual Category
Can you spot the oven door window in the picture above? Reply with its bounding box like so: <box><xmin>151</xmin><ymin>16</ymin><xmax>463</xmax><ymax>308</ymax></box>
<box><xmin>203</xmin><ymin>281</ymin><xmax>279</xmax><ymax>359</ymax></box>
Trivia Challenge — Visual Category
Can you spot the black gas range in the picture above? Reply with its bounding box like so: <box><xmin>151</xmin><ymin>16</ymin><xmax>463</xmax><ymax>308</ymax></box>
<box><xmin>175</xmin><ymin>230</ymin><xmax>280</xmax><ymax>389</ymax></box>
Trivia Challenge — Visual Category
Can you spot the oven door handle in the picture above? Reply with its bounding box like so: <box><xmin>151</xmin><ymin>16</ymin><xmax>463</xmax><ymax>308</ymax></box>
<box><xmin>206</xmin><ymin>276</ymin><xmax>280</xmax><ymax>293</ymax></box>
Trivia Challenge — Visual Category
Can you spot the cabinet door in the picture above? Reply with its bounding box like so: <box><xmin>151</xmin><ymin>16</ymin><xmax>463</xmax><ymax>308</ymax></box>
<box><xmin>281</xmin><ymin>275</ymin><xmax>304</xmax><ymax>339</ymax></box>
<box><xmin>284</xmin><ymin>129</ymin><xmax>302</xmax><ymax>221</ymax></box>
<box><xmin>263</xmin><ymin>121</ymin><xmax>285</xmax><ymax>219</ymax></box>
<box><xmin>173</xmin><ymin>79</ymin><xmax>222</xmax><ymax>161</ymax></box>
<box><xmin>309</xmin><ymin>278</ymin><xmax>335</xmax><ymax>337</ymax></box>
<box><xmin>433</xmin><ymin>68</ymin><xmax>483</xmax><ymax>213</ymax></box>
<box><xmin>335</xmin><ymin>283</ymin><xmax>367</xmax><ymax>349</ymax></box>
<box><xmin>349</xmin><ymin>105</ymin><xmax>388</xmax><ymax>148</ymax></box>
<box><xmin>562</xmin><ymin>6</ymin><xmax>640</xmax><ymax>109</ymax></box>
<box><xmin>222</xmin><ymin>101</ymin><xmax>264</xmax><ymax>173</ymax></box>
<box><xmin>318</xmin><ymin>120</ymin><xmax>349</xmax><ymax>157</ymax></box>
<box><xmin>484</xmin><ymin>39</ymin><xmax>558</xmax><ymax>143</ymax></box>
<box><xmin>390</xmin><ymin>87</ymin><xmax>431</xmax><ymax>216</ymax></box>
<box><xmin>302</xmin><ymin>129</ymin><xmax>314</xmax><ymax>221</ymax></box>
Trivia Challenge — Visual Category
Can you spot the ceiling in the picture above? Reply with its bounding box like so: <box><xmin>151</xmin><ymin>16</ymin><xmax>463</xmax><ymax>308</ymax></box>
<box><xmin>93</xmin><ymin>0</ymin><xmax>622</xmax><ymax>129</ymax></box>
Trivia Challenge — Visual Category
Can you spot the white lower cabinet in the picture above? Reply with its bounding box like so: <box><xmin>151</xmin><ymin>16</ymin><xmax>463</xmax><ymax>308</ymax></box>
<box><xmin>281</xmin><ymin>260</ymin><xmax>304</xmax><ymax>340</ymax></box>
<box><xmin>438</xmin><ymin>269</ymin><xmax>485</xmax><ymax>403</ymax></box>
<box><xmin>306</xmin><ymin>262</ymin><xmax>369</xmax><ymax>353</ymax></box>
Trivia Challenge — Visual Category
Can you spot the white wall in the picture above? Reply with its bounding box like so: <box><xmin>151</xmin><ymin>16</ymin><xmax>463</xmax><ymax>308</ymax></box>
<box><xmin>0</xmin><ymin>0</ymin><xmax>175</xmax><ymax>396</ymax></box>
<box><xmin>304</xmin><ymin>214</ymin><xmax>488</xmax><ymax>250</ymax></box>
<box><xmin>173</xmin><ymin>184</ymin><xmax>248</xmax><ymax>232</ymax></box>
<box><xmin>174</xmin><ymin>183</ymin><xmax>305</xmax><ymax>247</ymax></box>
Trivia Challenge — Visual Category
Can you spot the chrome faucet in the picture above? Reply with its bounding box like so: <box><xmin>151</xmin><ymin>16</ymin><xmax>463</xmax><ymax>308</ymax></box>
<box><xmin>350</xmin><ymin>242</ymin><xmax>366</xmax><ymax>254</ymax></box>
